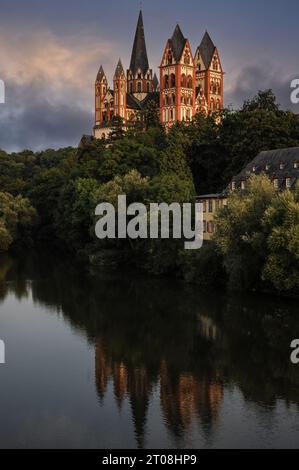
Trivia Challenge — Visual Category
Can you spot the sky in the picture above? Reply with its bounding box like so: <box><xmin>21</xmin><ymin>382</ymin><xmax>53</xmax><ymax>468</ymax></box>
<box><xmin>0</xmin><ymin>0</ymin><xmax>299</xmax><ymax>152</ymax></box>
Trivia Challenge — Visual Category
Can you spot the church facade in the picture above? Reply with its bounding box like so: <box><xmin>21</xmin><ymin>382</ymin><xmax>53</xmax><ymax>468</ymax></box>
<box><xmin>93</xmin><ymin>11</ymin><xmax>224</xmax><ymax>139</ymax></box>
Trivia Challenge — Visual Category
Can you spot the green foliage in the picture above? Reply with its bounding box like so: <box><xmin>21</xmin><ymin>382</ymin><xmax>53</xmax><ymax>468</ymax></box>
<box><xmin>262</xmin><ymin>186</ymin><xmax>299</xmax><ymax>291</ymax></box>
<box><xmin>179</xmin><ymin>241</ymin><xmax>226</xmax><ymax>287</ymax></box>
<box><xmin>0</xmin><ymin>192</ymin><xmax>36</xmax><ymax>252</ymax></box>
<box><xmin>215</xmin><ymin>175</ymin><xmax>299</xmax><ymax>294</ymax></box>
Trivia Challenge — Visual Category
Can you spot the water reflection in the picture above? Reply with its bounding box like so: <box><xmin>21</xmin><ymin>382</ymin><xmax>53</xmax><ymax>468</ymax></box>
<box><xmin>0</xmin><ymin>251</ymin><xmax>299</xmax><ymax>448</ymax></box>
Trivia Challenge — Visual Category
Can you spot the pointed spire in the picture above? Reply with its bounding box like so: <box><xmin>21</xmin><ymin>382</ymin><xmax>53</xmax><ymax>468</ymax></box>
<box><xmin>114</xmin><ymin>59</ymin><xmax>125</xmax><ymax>78</ymax></box>
<box><xmin>129</xmin><ymin>10</ymin><xmax>149</xmax><ymax>75</ymax></box>
<box><xmin>170</xmin><ymin>24</ymin><xmax>187</xmax><ymax>62</ymax></box>
<box><xmin>198</xmin><ymin>31</ymin><xmax>216</xmax><ymax>68</ymax></box>
<box><xmin>153</xmin><ymin>73</ymin><xmax>159</xmax><ymax>91</ymax></box>
<box><xmin>96</xmin><ymin>65</ymin><xmax>106</xmax><ymax>82</ymax></box>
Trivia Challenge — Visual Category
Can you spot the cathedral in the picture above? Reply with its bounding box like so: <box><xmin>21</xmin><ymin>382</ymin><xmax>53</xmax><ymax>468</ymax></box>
<box><xmin>93</xmin><ymin>11</ymin><xmax>224</xmax><ymax>139</ymax></box>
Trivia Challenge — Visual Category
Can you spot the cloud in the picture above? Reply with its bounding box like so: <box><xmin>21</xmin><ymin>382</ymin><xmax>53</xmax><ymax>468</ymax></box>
<box><xmin>225</xmin><ymin>62</ymin><xmax>299</xmax><ymax>112</ymax></box>
<box><xmin>0</xmin><ymin>28</ymin><xmax>119</xmax><ymax>152</ymax></box>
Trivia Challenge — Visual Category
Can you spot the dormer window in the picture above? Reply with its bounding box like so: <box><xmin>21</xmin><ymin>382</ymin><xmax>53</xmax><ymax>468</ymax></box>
<box><xmin>231</xmin><ymin>181</ymin><xmax>236</xmax><ymax>191</ymax></box>
<box><xmin>294</xmin><ymin>161</ymin><xmax>298</xmax><ymax>169</ymax></box>
<box><xmin>273</xmin><ymin>178</ymin><xmax>279</xmax><ymax>190</ymax></box>
<box><xmin>241</xmin><ymin>181</ymin><xmax>246</xmax><ymax>190</ymax></box>
<box><xmin>279</xmin><ymin>162</ymin><xmax>284</xmax><ymax>170</ymax></box>
<box><xmin>286</xmin><ymin>177</ymin><xmax>291</xmax><ymax>189</ymax></box>
<box><xmin>265</xmin><ymin>164</ymin><xmax>270</xmax><ymax>171</ymax></box>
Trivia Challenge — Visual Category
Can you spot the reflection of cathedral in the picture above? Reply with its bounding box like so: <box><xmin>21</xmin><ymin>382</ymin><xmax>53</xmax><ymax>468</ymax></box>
<box><xmin>95</xmin><ymin>340</ymin><xmax>224</xmax><ymax>448</ymax></box>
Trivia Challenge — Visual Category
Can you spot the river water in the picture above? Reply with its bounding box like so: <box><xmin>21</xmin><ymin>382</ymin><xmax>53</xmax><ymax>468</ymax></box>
<box><xmin>0</xmin><ymin>251</ymin><xmax>298</xmax><ymax>449</ymax></box>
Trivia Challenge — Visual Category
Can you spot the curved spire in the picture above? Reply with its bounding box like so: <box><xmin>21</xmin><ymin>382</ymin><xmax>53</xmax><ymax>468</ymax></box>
<box><xmin>129</xmin><ymin>10</ymin><xmax>149</xmax><ymax>75</ymax></box>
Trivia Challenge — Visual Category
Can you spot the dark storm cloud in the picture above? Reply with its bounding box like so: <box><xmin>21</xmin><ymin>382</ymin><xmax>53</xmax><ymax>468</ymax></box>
<box><xmin>0</xmin><ymin>78</ymin><xmax>93</xmax><ymax>152</ymax></box>
<box><xmin>226</xmin><ymin>64</ymin><xmax>299</xmax><ymax>112</ymax></box>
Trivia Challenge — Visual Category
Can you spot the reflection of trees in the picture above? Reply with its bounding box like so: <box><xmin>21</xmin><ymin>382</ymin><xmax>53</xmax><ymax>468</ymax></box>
<box><xmin>0</xmin><ymin>251</ymin><xmax>299</xmax><ymax>447</ymax></box>
<box><xmin>0</xmin><ymin>253</ymin><xmax>30</xmax><ymax>300</ymax></box>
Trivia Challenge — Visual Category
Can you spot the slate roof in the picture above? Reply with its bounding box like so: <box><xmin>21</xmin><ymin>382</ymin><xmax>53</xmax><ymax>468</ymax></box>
<box><xmin>141</xmin><ymin>92</ymin><xmax>160</xmax><ymax>108</ymax></box>
<box><xmin>198</xmin><ymin>31</ymin><xmax>216</xmax><ymax>68</ymax></box>
<box><xmin>129</xmin><ymin>11</ymin><xmax>149</xmax><ymax>75</ymax></box>
<box><xmin>126</xmin><ymin>91</ymin><xmax>160</xmax><ymax>110</ymax></box>
<box><xmin>126</xmin><ymin>93</ymin><xmax>142</xmax><ymax>110</ymax></box>
<box><xmin>114</xmin><ymin>59</ymin><xmax>125</xmax><ymax>78</ymax></box>
<box><xmin>169</xmin><ymin>24</ymin><xmax>187</xmax><ymax>62</ymax></box>
<box><xmin>96</xmin><ymin>65</ymin><xmax>106</xmax><ymax>82</ymax></box>
<box><xmin>233</xmin><ymin>147</ymin><xmax>299</xmax><ymax>190</ymax></box>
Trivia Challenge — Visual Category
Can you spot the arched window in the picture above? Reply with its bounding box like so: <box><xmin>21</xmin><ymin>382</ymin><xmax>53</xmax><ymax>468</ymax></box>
<box><xmin>137</xmin><ymin>82</ymin><xmax>142</xmax><ymax>93</ymax></box>
<box><xmin>146</xmin><ymin>82</ymin><xmax>150</xmax><ymax>93</ymax></box>
<box><xmin>184</xmin><ymin>51</ymin><xmax>190</xmax><ymax>65</ymax></box>
<box><xmin>164</xmin><ymin>75</ymin><xmax>169</xmax><ymax>89</ymax></box>
<box><xmin>167</xmin><ymin>50</ymin><xmax>173</xmax><ymax>65</ymax></box>
<box><xmin>187</xmin><ymin>75</ymin><xmax>193</xmax><ymax>89</ymax></box>
<box><xmin>210</xmin><ymin>99</ymin><xmax>214</xmax><ymax>111</ymax></box>
<box><xmin>181</xmin><ymin>74</ymin><xmax>186</xmax><ymax>88</ymax></box>
<box><xmin>130</xmin><ymin>82</ymin><xmax>133</xmax><ymax>94</ymax></box>
<box><xmin>170</xmin><ymin>73</ymin><xmax>175</xmax><ymax>88</ymax></box>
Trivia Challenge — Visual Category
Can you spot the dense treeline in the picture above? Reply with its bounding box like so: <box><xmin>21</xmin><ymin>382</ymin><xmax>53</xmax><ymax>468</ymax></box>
<box><xmin>0</xmin><ymin>90</ymin><xmax>298</xmax><ymax>294</ymax></box>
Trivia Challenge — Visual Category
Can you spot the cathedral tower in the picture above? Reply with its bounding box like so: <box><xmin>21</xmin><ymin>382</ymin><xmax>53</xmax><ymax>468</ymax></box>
<box><xmin>95</xmin><ymin>65</ymin><xmax>108</xmax><ymax>126</ymax></box>
<box><xmin>195</xmin><ymin>32</ymin><xmax>224</xmax><ymax>113</ymax></box>
<box><xmin>127</xmin><ymin>11</ymin><xmax>153</xmax><ymax>101</ymax></box>
<box><xmin>113</xmin><ymin>59</ymin><xmax>127</xmax><ymax>119</ymax></box>
<box><xmin>159</xmin><ymin>25</ymin><xmax>196</xmax><ymax>127</ymax></box>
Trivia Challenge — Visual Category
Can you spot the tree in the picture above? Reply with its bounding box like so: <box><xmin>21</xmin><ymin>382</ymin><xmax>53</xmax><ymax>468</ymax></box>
<box><xmin>262</xmin><ymin>184</ymin><xmax>299</xmax><ymax>292</ymax></box>
<box><xmin>0</xmin><ymin>192</ymin><xmax>36</xmax><ymax>252</ymax></box>
<box><xmin>215</xmin><ymin>175</ymin><xmax>299</xmax><ymax>294</ymax></box>
<box><xmin>214</xmin><ymin>175</ymin><xmax>277</xmax><ymax>290</ymax></box>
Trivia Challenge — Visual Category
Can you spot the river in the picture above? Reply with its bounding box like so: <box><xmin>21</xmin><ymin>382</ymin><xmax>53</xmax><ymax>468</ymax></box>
<box><xmin>0</xmin><ymin>251</ymin><xmax>298</xmax><ymax>449</ymax></box>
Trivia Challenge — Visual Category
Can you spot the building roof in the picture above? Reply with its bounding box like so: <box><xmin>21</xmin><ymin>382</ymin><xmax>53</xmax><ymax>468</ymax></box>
<box><xmin>233</xmin><ymin>147</ymin><xmax>299</xmax><ymax>190</ymax></box>
<box><xmin>96</xmin><ymin>65</ymin><xmax>106</xmax><ymax>82</ymax></box>
<box><xmin>169</xmin><ymin>24</ymin><xmax>187</xmax><ymax>62</ymax></box>
<box><xmin>114</xmin><ymin>59</ymin><xmax>125</xmax><ymax>78</ymax></box>
<box><xmin>141</xmin><ymin>91</ymin><xmax>160</xmax><ymax>108</ymax></box>
<box><xmin>129</xmin><ymin>11</ymin><xmax>150</xmax><ymax>75</ymax></box>
<box><xmin>126</xmin><ymin>93</ymin><xmax>142</xmax><ymax>110</ymax></box>
<box><xmin>126</xmin><ymin>91</ymin><xmax>160</xmax><ymax>110</ymax></box>
<box><xmin>197</xmin><ymin>193</ymin><xmax>226</xmax><ymax>200</ymax></box>
<box><xmin>198</xmin><ymin>31</ymin><xmax>216</xmax><ymax>68</ymax></box>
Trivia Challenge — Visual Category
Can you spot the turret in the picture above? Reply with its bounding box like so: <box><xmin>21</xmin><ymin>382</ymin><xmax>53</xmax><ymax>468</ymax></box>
<box><xmin>95</xmin><ymin>65</ymin><xmax>108</xmax><ymax>125</ymax></box>
<box><xmin>113</xmin><ymin>59</ymin><xmax>127</xmax><ymax>120</ymax></box>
